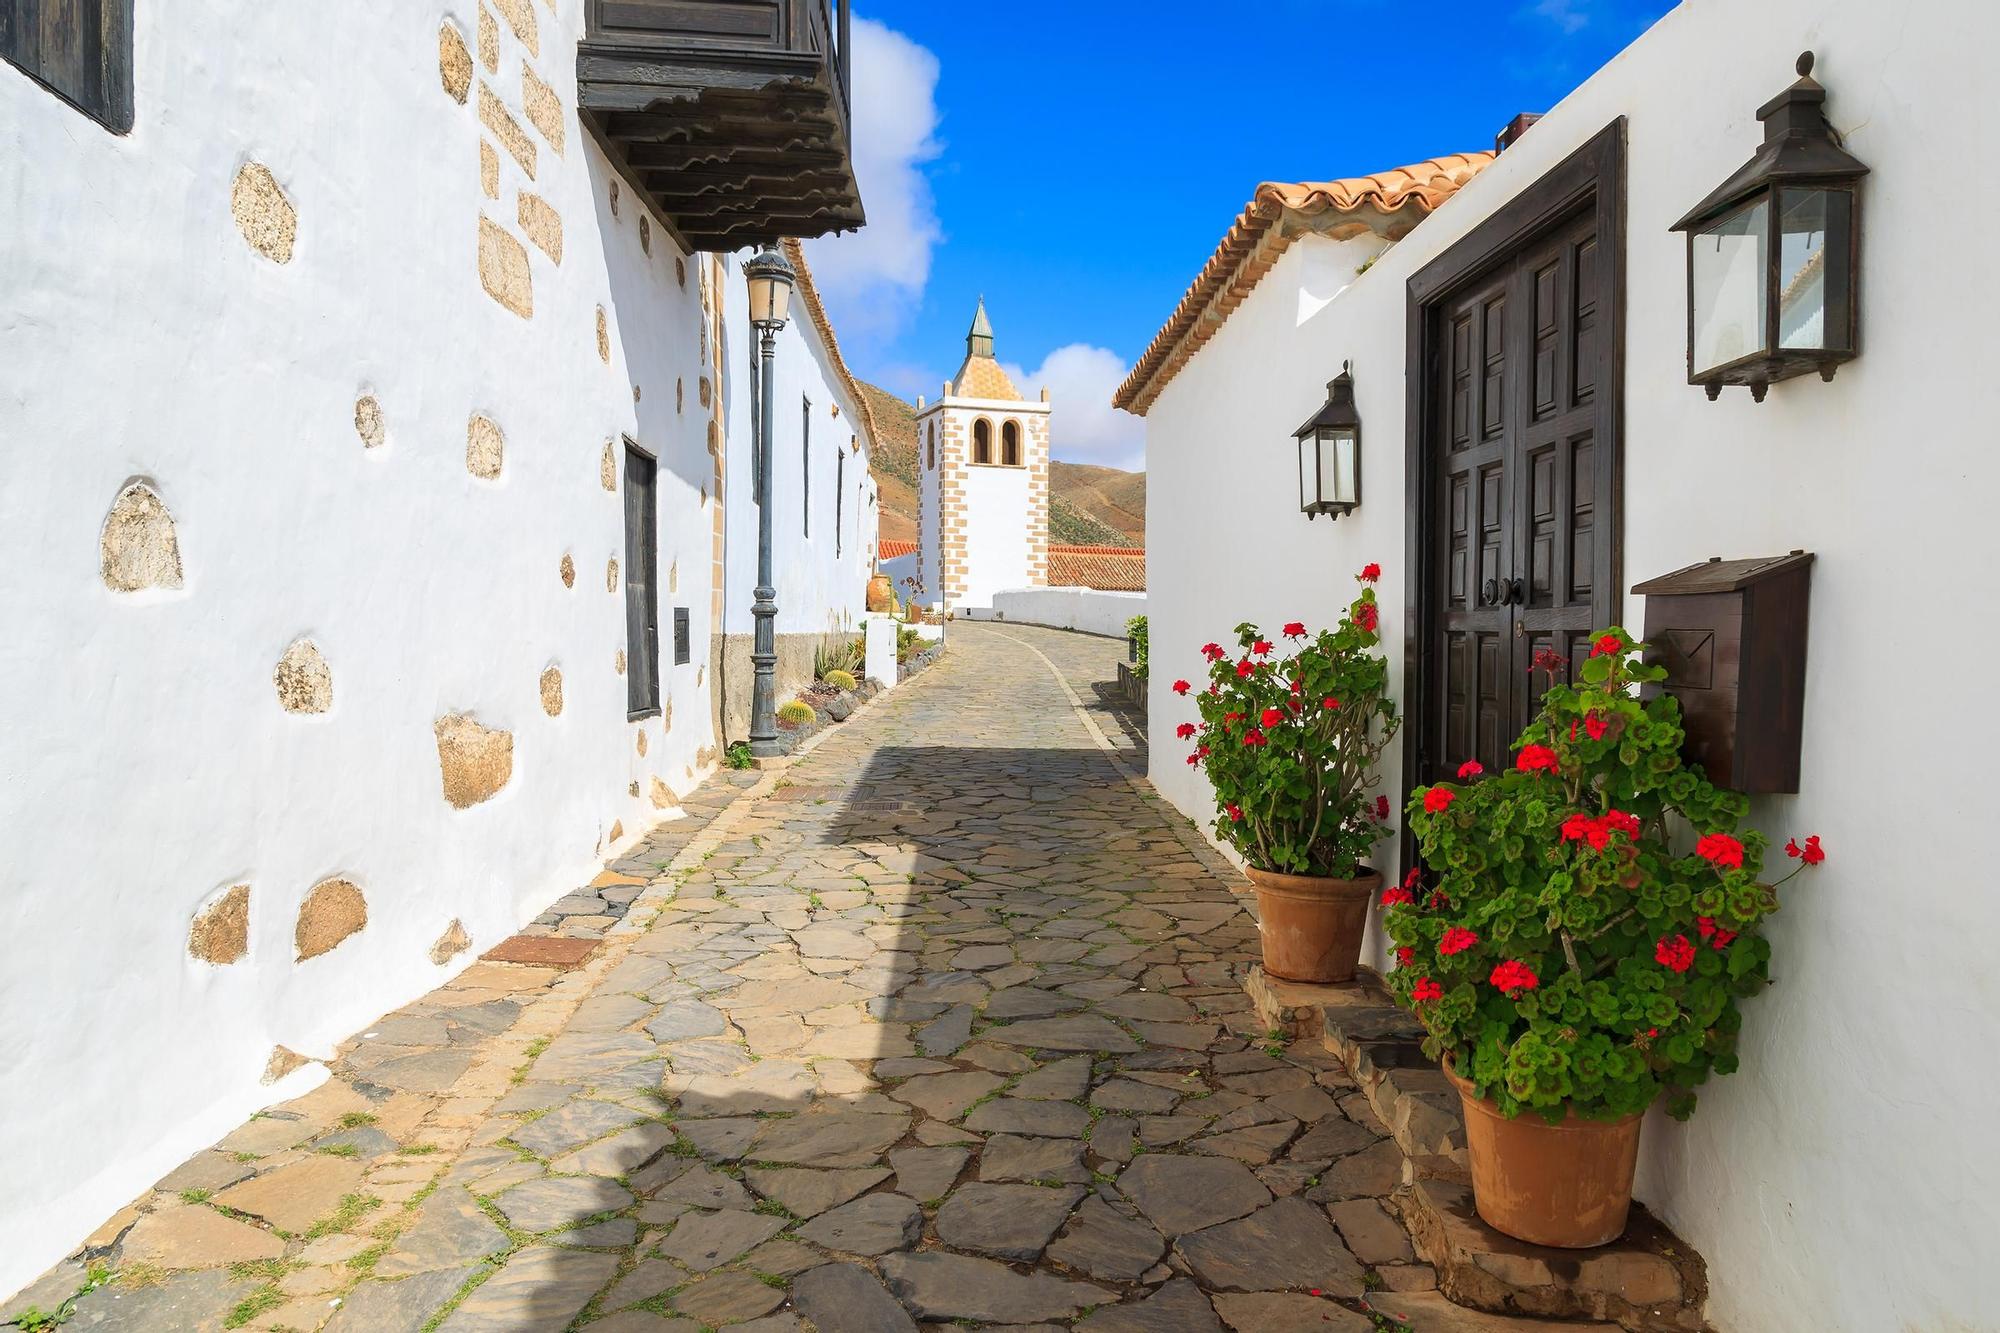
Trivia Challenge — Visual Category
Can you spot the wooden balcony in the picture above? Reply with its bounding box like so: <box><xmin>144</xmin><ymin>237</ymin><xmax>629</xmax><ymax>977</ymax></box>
<box><xmin>577</xmin><ymin>0</ymin><xmax>863</xmax><ymax>252</ymax></box>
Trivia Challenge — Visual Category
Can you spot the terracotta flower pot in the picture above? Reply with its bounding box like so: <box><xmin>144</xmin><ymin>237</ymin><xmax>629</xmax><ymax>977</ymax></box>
<box><xmin>866</xmin><ymin>573</ymin><xmax>895</xmax><ymax>613</ymax></box>
<box><xmin>1442</xmin><ymin>1059</ymin><xmax>1644</xmax><ymax>1248</ymax></box>
<box><xmin>1245</xmin><ymin>866</ymin><xmax>1378</xmax><ymax>984</ymax></box>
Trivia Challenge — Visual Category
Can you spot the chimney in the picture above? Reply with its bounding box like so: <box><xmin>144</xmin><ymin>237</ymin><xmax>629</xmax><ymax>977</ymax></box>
<box><xmin>1495</xmin><ymin>113</ymin><xmax>1542</xmax><ymax>152</ymax></box>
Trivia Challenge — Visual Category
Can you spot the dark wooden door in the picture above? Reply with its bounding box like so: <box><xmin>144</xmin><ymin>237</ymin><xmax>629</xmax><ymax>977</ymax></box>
<box><xmin>1416</xmin><ymin>162</ymin><xmax>1620</xmax><ymax>786</ymax></box>
<box><xmin>624</xmin><ymin>442</ymin><xmax>661</xmax><ymax>718</ymax></box>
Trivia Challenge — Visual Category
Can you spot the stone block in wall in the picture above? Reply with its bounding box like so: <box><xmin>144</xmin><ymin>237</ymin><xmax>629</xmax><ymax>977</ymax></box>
<box><xmin>479</xmin><ymin>86</ymin><xmax>536</xmax><ymax>178</ymax></box>
<box><xmin>522</xmin><ymin>65</ymin><xmax>563</xmax><ymax>153</ymax></box>
<box><xmin>489</xmin><ymin>0</ymin><xmax>539</xmax><ymax>55</ymax></box>
<box><xmin>439</xmin><ymin>23</ymin><xmax>473</xmax><ymax>102</ymax></box>
<box><xmin>477</xmin><ymin>218</ymin><xmax>532</xmax><ymax>318</ymax></box>
<box><xmin>517</xmin><ymin>191</ymin><xmax>562</xmax><ymax>263</ymax></box>
<box><xmin>231</xmin><ymin>163</ymin><xmax>296</xmax><ymax>264</ymax></box>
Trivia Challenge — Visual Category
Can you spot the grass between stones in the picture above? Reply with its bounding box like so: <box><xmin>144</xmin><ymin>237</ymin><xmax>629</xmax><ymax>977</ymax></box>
<box><xmin>304</xmin><ymin>1192</ymin><xmax>381</xmax><ymax>1240</ymax></box>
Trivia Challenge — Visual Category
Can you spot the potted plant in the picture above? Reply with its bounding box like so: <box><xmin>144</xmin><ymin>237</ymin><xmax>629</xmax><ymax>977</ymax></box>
<box><xmin>1176</xmin><ymin>563</ymin><xmax>1398</xmax><ymax>983</ymax></box>
<box><xmin>1389</xmin><ymin>631</ymin><xmax>1825</xmax><ymax>1248</ymax></box>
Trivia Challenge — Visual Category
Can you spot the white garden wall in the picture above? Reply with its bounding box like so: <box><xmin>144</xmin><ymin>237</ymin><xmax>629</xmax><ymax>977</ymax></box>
<box><xmin>0</xmin><ymin>0</ymin><xmax>868</xmax><ymax>1299</ymax></box>
<box><xmin>974</xmin><ymin>587</ymin><xmax>1146</xmax><ymax>638</ymax></box>
<box><xmin>1140</xmin><ymin>2</ymin><xmax>1999</xmax><ymax>1327</ymax></box>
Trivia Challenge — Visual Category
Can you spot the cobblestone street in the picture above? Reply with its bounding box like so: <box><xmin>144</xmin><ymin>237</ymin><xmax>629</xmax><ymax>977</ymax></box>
<box><xmin>15</xmin><ymin>625</ymin><xmax>1447</xmax><ymax>1332</ymax></box>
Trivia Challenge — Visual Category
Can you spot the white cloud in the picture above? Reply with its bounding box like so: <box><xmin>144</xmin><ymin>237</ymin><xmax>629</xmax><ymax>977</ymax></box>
<box><xmin>1528</xmin><ymin>0</ymin><xmax>1590</xmax><ymax>33</ymax></box>
<box><xmin>801</xmin><ymin>18</ymin><xmax>943</xmax><ymax>343</ymax></box>
<box><xmin>1003</xmin><ymin>344</ymin><xmax>1148</xmax><ymax>473</ymax></box>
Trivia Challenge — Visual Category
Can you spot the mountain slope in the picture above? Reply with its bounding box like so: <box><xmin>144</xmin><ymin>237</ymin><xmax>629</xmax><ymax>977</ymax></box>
<box><xmin>859</xmin><ymin>381</ymin><xmax>1144</xmax><ymax>548</ymax></box>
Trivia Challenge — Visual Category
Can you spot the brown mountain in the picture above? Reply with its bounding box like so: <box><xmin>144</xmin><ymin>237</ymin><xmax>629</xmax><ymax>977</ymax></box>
<box><xmin>859</xmin><ymin>382</ymin><xmax>1144</xmax><ymax>548</ymax></box>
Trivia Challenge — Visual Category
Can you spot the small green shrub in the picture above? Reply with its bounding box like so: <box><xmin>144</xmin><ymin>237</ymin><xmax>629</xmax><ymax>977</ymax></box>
<box><xmin>1126</xmin><ymin>614</ymin><xmax>1149</xmax><ymax>680</ymax></box>
<box><xmin>823</xmin><ymin>669</ymin><xmax>857</xmax><ymax>692</ymax></box>
<box><xmin>776</xmin><ymin>700</ymin><xmax>817</xmax><ymax>727</ymax></box>
<box><xmin>725</xmin><ymin>742</ymin><xmax>755</xmax><ymax>770</ymax></box>
<box><xmin>897</xmin><ymin>626</ymin><xmax>923</xmax><ymax>663</ymax></box>
<box><xmin>813</xmin><ymin>635</ymin><xmax>865</xmax><ymax>679</ymax></box>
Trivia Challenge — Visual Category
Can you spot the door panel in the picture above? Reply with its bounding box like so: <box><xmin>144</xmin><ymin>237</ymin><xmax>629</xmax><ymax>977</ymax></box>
<box><xmin>1420</xmin><ymin>202</ymin><xmax>1618</xmax><ymax>781</ymax></box>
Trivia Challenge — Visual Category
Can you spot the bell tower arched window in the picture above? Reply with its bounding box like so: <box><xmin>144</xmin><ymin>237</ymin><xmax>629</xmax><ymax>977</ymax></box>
<box><xmin>973</xmin><ymin>419</ymin><xmax>993</xmax><ymax>465</ymax></box>
<box><xmin>1001</xmin><ymin>420</ymin><xmax>1021</xmax><ymax>466</ymax></box>
<box><xmin>926</xmin><ymin>424</ymin><xmax>936</xmax><ymax>470</ymax></box>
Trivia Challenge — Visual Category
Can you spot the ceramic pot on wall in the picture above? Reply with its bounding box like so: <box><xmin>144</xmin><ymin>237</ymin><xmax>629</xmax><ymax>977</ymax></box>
<box><xmin>1245</xmin><ymin>866</ymin><xmax>1378</xmax><ymax>983</ymax></box>
<box><xmin>866</xmin><ymin>573</ymin><xmax>895</xmax><ymax>613</ymax></box>
<box><xmin>1442</xmin><ymin>1059</ymin><xmax>1644</xmax><ymax>1248</ymax></box>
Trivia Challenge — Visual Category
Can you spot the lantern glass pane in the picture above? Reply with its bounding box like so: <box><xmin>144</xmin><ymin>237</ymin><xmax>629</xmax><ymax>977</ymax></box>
<box><xmin>1778</xmin><ymin>187</ymin><xmax>1851</xmax><ymax>352</ymax></box>
<box><xmin>1691</xmin><ymin>195</ymin><xmax>1770</xmax><ymax>374</ymax></box>
<box><xmin>1298</xmin><ymin>435</ymin><xmax>1315</xmax><ymax>511</ymax></box>
<box><xmin>1320</xmin><ymin>428</ymin><xmax>1357</xmax><ymax>506</ymax></box>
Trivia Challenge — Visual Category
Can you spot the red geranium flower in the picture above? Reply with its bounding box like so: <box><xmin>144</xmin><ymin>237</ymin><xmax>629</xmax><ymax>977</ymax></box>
<box><xmin>1197</xmin><ymin>745</ymin><xmax>1211</xmax><ymax>759</ymax></box>
<box><xmin>1584</xmin><ymin>711</ymin><xmax>1609</xmax><ymax>741</ymax></box>
<box><xmin>1375</xmin><ymin>795</ymin><xmax>1391</xmax><ymax>821</ymax></box>
<box><xmin>1530</xmin><ymin>647</ymin><xmax>1568</xmax><ymax>675</ymax></box>
<box><xmin>1381</xmin><ymin>885</ymin><xmax>1415</xmax><ymax>907</ymax></box>
<box><xmin>1251</xmin><ymin>639</ymin><xmax>1274</xmax><ymax>656</ymax></box>
<box><xmin>1696</xmin><ymin>915</ymin><xmax>1717</xmax><ymax>940</ymax></box>
<box><xmin>1172</xmin><ymin>679</ymin><xmax>1191</xmax><ymax>695</ymax></box>
<box><xmin>1359</xmin><ymin>563</ymin><xmax>1382</xmax><ymax>583</ymax></box>
<box><xmin>1422</xmin><ymin>787</ymin><xmax>1455</xmax><ymax>814</ymax></box>
<box><xmin>1411</xmin><ymin>977</ymin><xmax>1443</xmax><ymax>1003</ymax></box>
<box><xmin>1457</xmin><ymin>759</ymin><xmax>1484</xmax><ymax>779</ymax></box>
<box><xmin>1712</xmin><ymin>927</ymin><xmax>1738</xmax><ymax>949</ymax></box>
<box><xmin>1322</xmin><ymin>696</ymin><xmax>1340</xmax><ymax>710</ymax></box>
<box><xmin>1490</xmin><ymin>960</ymin><xmax>1539</xmax><ymax>995</ymax></box>
<box><xmin>1175</xmin><ymin>722</ymin><xmax>1197</xmax><ymax>740</ymax></box>
<box><xmin>1242</xmin><ymin>728</ymin><xmax>1267</xmax><ymax>747</ymax></box>
<box><xmin>1226</xmin><ymin>803</ymin><xmax>1243</xmax><ymax>822</ymax></box>
<box><xmin>1655</xmin><ymin>934</ymin><xmax>1697</xmax><ymax>973</ymax></box>
<box><xmin>1516</xmin><ymin>744</ymin><xmax>1560</xmax><ymax>775</ymax></box>
<box><xmin>1289</xmin><ymin>678</ymin><xmax>1303</xmax><ymax>694</ymax></box>
<box><xmin>1590</xmin><ymin>633</ymin><xmax>1623</xmax><ymax>657</ymax></box>
<box><xmin>1605</xmin><ymin>809</ymin><xmax>1641</xmax><ymax>838</ymax></box>
<box><xmin>1261</xmin><ymin>707</ymin><xmax>1283</xmax><ymax>727</ymax></box>
<box><xmin>1695</xmin><ymin>833</ymin><xmax>1745</xmax><ymax>870</ymax></box>
<box><xmin>1353</xmin><ymin>602</ymin><xmax>1380</xmax><ymax>633</ymax></box>
<box><xmin>1185</xmin><ymin>753</ymin><xmax>1199</xmax><ymax>766</ymax></box>
<box><xmin>1235</xmin><ymin>660</ymin><xmax>1255</xmax><ymax>678</ymax></box>
<box><xmin>1439</xmin><ymin>926</ymin><xmax>1478</xmax><ymax>956</ymax></box>
<box><xmin>1201</xmin><ymin>642</ymin><xmax>1225</xmax><ymax>661</ymax></box>
<box><xmin>1283</xmin><ymin>621</ymin><xmax>1307</xmax><ymax>638</ymax></box>
<box><xmin>1395</xmin><ymin>946</ymin><xmax>1415</xmax><ymax>968</ymax></box>
<box><xmin>1786</xmin><ymin>835</ymin><xmax>1826</xmax><ymax>865</ymax></box>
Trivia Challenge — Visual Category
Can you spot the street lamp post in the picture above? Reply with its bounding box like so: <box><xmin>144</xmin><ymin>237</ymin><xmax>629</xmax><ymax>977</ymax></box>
<box><xmin>744</xmin><ymin>244</ymin><xmax>795</xmax><ymax>757</ymax></box>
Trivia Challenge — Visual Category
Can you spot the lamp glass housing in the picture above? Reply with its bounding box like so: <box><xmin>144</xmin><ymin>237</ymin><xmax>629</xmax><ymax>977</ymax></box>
<box><xmin>1320</xmin><ymin>427</ymin><xmax>1359</xmax><ymax>508</ymax></box>
<box><xmin>743</xmin><ymin>248</ymin><xmax>795</xmax><ymax>329</ymax></box>
<box><xmin>1691</xmin><ymin>195</ymin><xmax>1770</xmax><ymax>376</ymax></box>
<box><xmin>1777</xmin><ymin>186</ymin><xmax>1853</xmax><ymax>353</ymax></box>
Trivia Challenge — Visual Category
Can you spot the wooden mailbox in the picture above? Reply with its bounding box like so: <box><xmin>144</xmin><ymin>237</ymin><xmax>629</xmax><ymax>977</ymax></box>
<box><xmin>1631</xmin><ymin>552</ymin><xmax>1814</xmax><ymax>794</ymax></box>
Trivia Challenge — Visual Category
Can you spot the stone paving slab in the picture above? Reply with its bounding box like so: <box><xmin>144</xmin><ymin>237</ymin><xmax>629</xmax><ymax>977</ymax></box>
<box><xmin>6</xmin><ymin>625</ymin><xmax>1616</xmax><ymax>1332</ymax></box>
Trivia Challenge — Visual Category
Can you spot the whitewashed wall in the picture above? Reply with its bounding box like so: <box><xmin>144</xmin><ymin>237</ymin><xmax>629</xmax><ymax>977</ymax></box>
<box><xmin>1140</xmin><ymin>2</ymin><xmax>1998</xmax><ymax>1327</ymax></box>
<box><xmin>0</xmin><ymin>0</ymin><xmax>865</xmax><ymax>1299</ymax></box>
<box><xmin>974</xmin><ymin>587</ymin><xmax>1146</xmax><ymax>638</ymax></box>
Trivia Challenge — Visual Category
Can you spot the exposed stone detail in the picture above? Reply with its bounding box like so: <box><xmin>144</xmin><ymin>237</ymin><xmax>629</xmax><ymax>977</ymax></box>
<box><xmin>188</xmin><ymin>885</ymin><xmax>251</xmax><ymax>965</ymax></box>
<box><xmin>600</xmin><ymin>440</ymin><xmax>617</xmax><ymax>491</ymax></box>
<box><xmin>262</xmin><ymin>1046</ymin><xmax>312</xmax><ymax>1084</ymax></box>
<box><xmin>614</xmin><ymin>649</ymin><xmax>626</xmax><ymax>675</ymax></box>
<box><xmin>295</xmin><ymin>878</ymin><xmax>367</xmax><ymax>961</ymax></box>
<box><xmin>559</xmin><ymin>553</ymin><xmax>575</xmax><ymax>587</ymax></box>
<box><xmin>609</xmin><ymin>180</ymin><xmax>619</xmax><ymax>217</ymax></box>
<box><xmin>676</xmin><ymin>256</ymin><xmax>686</xmax><ymax>287</ymax></box>
<box><xmin>476</xmin><ymin>5</ymin><xmax>498</xmax><ymax>71</ymax></box>
<box><xmin>429</xmin><ymin>919</ymin><xmax>472</xmax><ymax>965</ymax></box>
<box><xmin>607</xmin><ymin>819</ymin><xmax>624</xmax><ymax>844</ymax></box>
<box><xmin>596</xmin><ymin>307</ymin><xmax>610</xmax><ymax>363</ymax></box>
<box><xmin>540</xmin><ymin>666</ymin><xmax>564</xmax><ymax>716</ymax></box>
<box><xmin>466</xmin><ymin>413</ymin><xmax>505</xmax><ymax>479</ymax></box>
<box><xmin>522</xmin><ymin>66</ymin><xmax>563</xmax><ymax>153</ymax></box>
<box><xmin>354</xmin><ymin>395</ymin><xmax>385</xmax><ymax>448</ymax></box>
<box><xmin>100</xmin><ymin>481</ymin><xmax>184</xmax><ymax>592</ymax></box>
<box><xmin>479</xmin><ymin>86</ymin><xmax>536</xmax><ymax>178</ymax></box>
<box><xmin>517</xmin><ymin>191</ymin><xmax>562</xmax><ymax>263</ymax></box>
<box><xmin>434</xmin><ymin>714</ymin><xmax>513</xmax><ymax>808</ymax></box>
<box><xmin>479</xmin><ymin>141</ymin><xmax>499</xmax><ymax>199</ymax></box>
<box><xmin>606</xmin><ymin>557</ymin><xmax>619</xmax><ymax>592</ymax></box>
<box><xmin>231</xmin><ymin>163</ymin><xmax>296</xmax><ymax>264</ymax></box>
<box><xmin>650</xmin><ymin>776</ymin><xmax>679</xmax><ymax>810</ymax></box>
<box><xmin>439</xmin><ymin>23</ymin><xmax>473</xmax><ymax>102</ymax></box>
<box><xmin>667</xmin><ymin>559</ymin><xmax>678</xmax><ymax>593</ymax></box>
<box><xmin>489</xmin><ymin>0</ymin><xmax>539</xmax><ymax>56</ymax></box>
<box><xmin>635</xmin><ymin>729</ymin><xmax>647</xmax><ymax>757</ymax></box>
<box><xmin>477</xmin><ymin>217</ymin><xmax>532</xmax><ymax>318</ymax></box>
<box><xmin>639</xmin><ymin>216</ymin><xmax>651</xmax><ymax>255</ymax></box>
<box><xmin>698</xmin><ymin>376</ymin><xmax>712</xmax><ymax>408</ymax></box>
<box><xmin>274</xmin><ymin>638</ymin><xmax>333</xmax><ymax>714</ymax></box>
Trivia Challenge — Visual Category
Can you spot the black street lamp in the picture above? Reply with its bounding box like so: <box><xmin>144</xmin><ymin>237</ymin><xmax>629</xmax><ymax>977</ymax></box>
<box><xmin>1672</xmin><ymin>52</ymin><xmax>1869</xmax><ymax>401</ymax></box>
<box><xmin>744</xmin><ymin>243</ymin><xmax>795</xmax><ymax>757</ymax></box>
<box><xmin>1293</xmin><ymin>362</ymin><xmax>1361</xmax><ymax>520</ymax></box>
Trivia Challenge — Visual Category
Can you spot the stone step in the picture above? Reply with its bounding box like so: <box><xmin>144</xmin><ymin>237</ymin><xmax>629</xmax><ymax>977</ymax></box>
<box><xmin>1379</xmin><ymin>1289</ymin><xmax>1609</xmax><ymax>1330</ymax></box>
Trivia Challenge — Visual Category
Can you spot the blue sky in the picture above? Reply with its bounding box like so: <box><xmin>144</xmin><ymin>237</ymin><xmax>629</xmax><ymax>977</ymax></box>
<box><xmin>803</xmin><ymin>0</ymin><xmax>1676</xmax><ymax>469</ymax></box>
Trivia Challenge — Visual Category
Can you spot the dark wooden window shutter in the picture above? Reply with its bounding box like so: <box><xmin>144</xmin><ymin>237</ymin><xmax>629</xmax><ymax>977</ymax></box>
<box><xmin>835</xmin><ymin>448</ymin><xmax>844</xmax><ymax>556</ymax></box>
<box><xmin>673</xmin><ymin>607</ymin><xmax>691</xmax><ymax>666</ymax></box>
<box><xmin>2</xmin><ymin>0</ymin><xmax>135</xmax><ymax>133</ymax></box>
<box><xmin>623</xmin><ymin>441</ymin><xmax>661</xmax><ymax>717</ymax></box>
<box><xmin>802</xmin><ymin>396</ymin><xmax>812</xmax><ymax>538</ymax></box>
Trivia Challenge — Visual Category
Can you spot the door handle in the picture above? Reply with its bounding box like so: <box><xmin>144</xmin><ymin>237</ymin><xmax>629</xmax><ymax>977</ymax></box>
<box><xmin>1481</xmin><ymin>578</ymin><xmax>1499</xmax><ymax>607</ymax></box>
<box><xmin>1501</xmin><ymin>577</ymin><xmax>1526</xmax><ymax>606</ymax></box>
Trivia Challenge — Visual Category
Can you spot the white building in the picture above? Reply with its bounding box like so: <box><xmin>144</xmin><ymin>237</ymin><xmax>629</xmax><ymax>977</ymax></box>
<box><xmin>914</xmin><ymin>300</ymin><xmax>1052</xmax><ymax>615</ymax></box>
<box><xmin>1122</xmin><ymin>3</ymin><xmax>1996</xmax><ymax>1329</ymax></box>
<box><xmin>0</xmin><ymin>0</ymin><xmax>872</xmax><ymax>1295</ymax></box>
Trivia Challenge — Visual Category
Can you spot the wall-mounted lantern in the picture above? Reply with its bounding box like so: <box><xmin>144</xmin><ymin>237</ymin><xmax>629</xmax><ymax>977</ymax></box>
<box><xmin>1293</xmin><ymin>362</ymin><xmax>1361</xmax><ymax>520</ymax></box>
<box><xmin>1672</xmin><ymin>52</ymin><xmax>1868</xmax><ymax>402</ymax></box>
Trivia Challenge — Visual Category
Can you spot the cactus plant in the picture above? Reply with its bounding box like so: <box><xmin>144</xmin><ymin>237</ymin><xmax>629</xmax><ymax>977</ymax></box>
<box><xmin>824</xmin><ymin>669</ymin><xmax>857</xmax><ymax>692</ymax></box>
<box><xmin>776</xmin><ymin>699</ymin><xmax>817</xmax><ymax>727</ymax></box>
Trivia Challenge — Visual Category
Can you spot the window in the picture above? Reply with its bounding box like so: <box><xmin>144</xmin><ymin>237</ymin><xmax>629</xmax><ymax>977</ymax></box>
<box><xmin>1002</xmin><ymin>420</ymin><xmax>1021</xmax><ymax>466</ymax></box>
<box><xmin>673</xmin><ymin>607</ymin><xmax>691</xmax><ymax>666</ymax></box>
<box><xmin>835</xmin><ymin>448</ymin><xmax>845</xmax><ymax>556</ymax></box>
<box><xmin>802</xmin><ymin>396</ymin><xmax>811</xmax><ymax>538</ymax></box>
<box><xmin>926</xmin><ymin>426</ymin><xmax>936</xmax><ymax>471</ymax></box>
<box><xmin>973</xmin><ymin>418</ymin><xmax>992</xmax><ymax>464</ymax></box>
<box><xmin>2</xmin><ymin>0</ymin><xmax>134</xmax><ymax>133</ymax></box>
<box><xmin>623</xmin><ymin>441</ymin><xmax>660</xmax><ymax>718</ymax></box>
